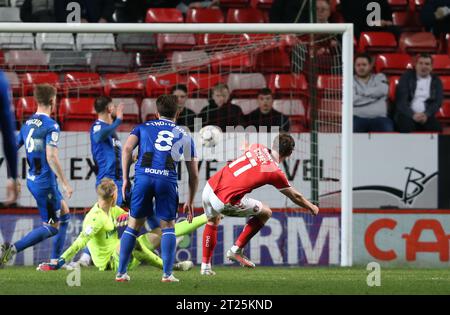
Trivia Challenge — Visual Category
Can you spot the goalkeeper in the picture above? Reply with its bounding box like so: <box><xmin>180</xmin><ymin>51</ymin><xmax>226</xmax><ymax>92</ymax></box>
<box><xmin>38</xmin><ymin>178</ymin><xmax>205</xmax><ymax>272</ymax></box>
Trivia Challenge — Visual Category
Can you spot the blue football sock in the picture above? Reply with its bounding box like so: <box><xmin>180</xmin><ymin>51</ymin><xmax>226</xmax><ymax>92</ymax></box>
<box><xmin>51</xmin><ymin>213</ymin><xmax>70</xmax><ymax>259</ymax></box>
<box><xmin>118</xmin><ymin>227</ymin><xmax>139</xmax><ymax>274</ymax></box>
<box><xmin>161</xmin><ymin>228</ymin><xmax>176</xmax><ymax>277</ymax></box>
<box><xmin>14</xmin><ymin>225</ymin><xmax>58</xmax><ymax>253</ymax></box>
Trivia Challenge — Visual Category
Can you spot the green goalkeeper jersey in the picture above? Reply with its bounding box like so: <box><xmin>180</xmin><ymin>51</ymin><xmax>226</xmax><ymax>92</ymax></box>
<box><xmin>61</xmin><ymin>203</ymin><xmax>126</xmax><ymax>271</ymax></box>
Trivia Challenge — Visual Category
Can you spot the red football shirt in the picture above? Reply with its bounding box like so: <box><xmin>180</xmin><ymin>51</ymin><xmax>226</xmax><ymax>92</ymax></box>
<box><xmin>208</xmin><ymin>144</ymin><xmax>291</xmax><ymax>204</ymax></box>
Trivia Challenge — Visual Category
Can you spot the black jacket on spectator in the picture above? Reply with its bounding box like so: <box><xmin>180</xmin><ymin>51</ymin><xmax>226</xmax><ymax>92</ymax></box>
<box><xmin>125</xmin><ymin>0</ymin><xmax>179</xmax><ymax>22</ymax></box>
<box><xmin>420</xmin><ymin>0</ymin><xmax>450</xmax><ymax>37</ymax></box>
<box><xmin>55</xmin><ymin>0</ymin><xmax>115</xmax><ymax>23</ymax></box>
<box><xmin>395</xmin><ymin>69</ymin><xmax>443</xmax><ymax>119</ymax></box>
<box><xmin>269</xmin><ymin>0</ymin><xmax>310</xmax><ymax>23</ymax></box>
<box><xmin>20</xmin><ymin>0</ymin><xmax>55</xmax><ymax>22</ymax></box>
<box><xmin>198</xmin><ymin>100</ymin><xmax>245</xmax><ymax>131</ymax></box>
<box><xmin>245</xmin><ymin>109</ymin><xmax>290</xmax><ymax>132</ymax></box>
<box><xmin>176</xmin><ymin>107</ymin><xmax>197</xmax><ymax>132</ymax></box>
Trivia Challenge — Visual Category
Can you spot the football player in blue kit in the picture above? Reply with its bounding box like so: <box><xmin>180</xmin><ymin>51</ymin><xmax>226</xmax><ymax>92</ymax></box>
<box><xmin>0</xmin><ymin>84</ymin><xmax>73</xmax><ymax>267</ymax></box>
<box><xmin>116</xmin><ymin>94</ymin><xmax>199</xmax><ymax>283</ymax></box>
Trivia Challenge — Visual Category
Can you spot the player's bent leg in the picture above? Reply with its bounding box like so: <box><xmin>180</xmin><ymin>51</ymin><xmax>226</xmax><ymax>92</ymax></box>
<box><xmin>201</xmin><ymin>216</ymin><xmax>221</xmax><ymax>276</ymax></box>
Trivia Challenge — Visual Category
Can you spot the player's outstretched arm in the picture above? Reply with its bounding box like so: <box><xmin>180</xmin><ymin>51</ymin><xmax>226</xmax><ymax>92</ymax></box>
<box><xmin>46</xmin><ymin>146</ymin><xmax>73</xmax><ymax>198</ymax></box>
<box><xmin>121</xmin><ymin>134</ymin><xmax>138</xmax><ymax>201</ymax></box>
<box><xmin>281</xmin><ymin>187</ymin><xmax>319</xmax><ymax>216</ymax></box>
<box><xmin>184</xmin><ymin>158</ymin><xmax>199</xmax><ymax>223</ymax></box>
<box><xmin>92</xmin><ymin>104</ymin><xmax>123</xmax><ymax>143</ymax></box>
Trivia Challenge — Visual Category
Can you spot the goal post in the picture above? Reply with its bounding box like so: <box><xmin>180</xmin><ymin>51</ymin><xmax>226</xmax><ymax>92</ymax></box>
<box><xmin>0</xmin><ymin>22</ymin><xmax>353</xmax><ymax>267</ymax></box>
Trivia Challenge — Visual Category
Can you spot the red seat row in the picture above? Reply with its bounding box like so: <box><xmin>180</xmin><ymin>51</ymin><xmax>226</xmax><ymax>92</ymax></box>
<box><xmin>358</xmin><ymin>32</ymin><xmax>441</xmax><ymax>54</ymax></box>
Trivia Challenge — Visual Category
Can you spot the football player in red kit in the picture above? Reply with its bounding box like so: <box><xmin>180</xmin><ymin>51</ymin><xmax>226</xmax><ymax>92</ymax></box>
<box><xmin>200</xmin><ymin>134</ymin><xmax>319</xmax><ymax>275</ymax></box>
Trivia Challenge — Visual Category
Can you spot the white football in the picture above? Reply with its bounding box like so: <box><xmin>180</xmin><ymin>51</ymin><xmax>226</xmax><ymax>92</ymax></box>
<box><xmin>199</xmin><ymin>125</ymin><xmax>222</xmax><ymax>148</ymax></box>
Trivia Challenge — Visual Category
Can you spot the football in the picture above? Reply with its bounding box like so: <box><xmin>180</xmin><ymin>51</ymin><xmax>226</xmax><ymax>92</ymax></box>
<box><xmin>199</xmin><ymin>125</ymin><xmax>222</xmax><ymax>148</ymax></box>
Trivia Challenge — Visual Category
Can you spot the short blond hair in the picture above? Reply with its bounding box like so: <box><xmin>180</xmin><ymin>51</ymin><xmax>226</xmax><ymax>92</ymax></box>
<box><xmin>96</xmin><ymin>178</ymin><xmax>117</xmax><ymax>201</ymax></box>
<box><xmin>34</xmin><ymin>84</ymin><xmax>56</xmax><ymax>107</ymax></box>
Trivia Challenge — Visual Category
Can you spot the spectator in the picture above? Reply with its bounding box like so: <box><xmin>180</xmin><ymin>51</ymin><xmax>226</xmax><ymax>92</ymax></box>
<box><xmin>171</xmin><ymin>84</ymin><xmax>196</xmax><ymax>131</ymax></box>
<box><xmin>246</xmin><ymin>88</ymin><xmax>290</xmax><ymax>132</ymax></box>
<box><xmin>353</xmin><ymin>53</ymin><xmax>394</xmax><ymax>132</ymax></box>
<box><xmin>270</xmin><ymin>0</ymin><xmax>310</xmax><ymax>23</ymax></box>
<box><xmin>198</xmin><ymin>84</ymin><xmax>244</xmax><ymax>131</ymax></box>
<box><xmin>20</xmin><ymin>0</ymin><xmax>55</xmax><ymax>22</ymax></box>
<box><xmin>316</xmin><ymin>0</ymin><xmax>331</xmax><ymax>23</ymax></box>
<box><xmin>420</xmin><ymin>0</ymin><xmax>450</xmax><ymax>38</ymax></box>
<box><xmin>124</xmin><ymin>0</ymin><xmax>178</xmax><ymax>23</ymax></box>
<box><xmin>55</xmin><ymin>0</ymin><xmax>115</xmax><ymax>23</ymax></box>
<box><xmin>340</xmin><ymin>0</ymin><xmax>399</xmax><ymax>39</ymax></box>
<box><xmin>395</xmin><ymin>53</ymin><xmax>443</xmax><ymax>133</ymax></box>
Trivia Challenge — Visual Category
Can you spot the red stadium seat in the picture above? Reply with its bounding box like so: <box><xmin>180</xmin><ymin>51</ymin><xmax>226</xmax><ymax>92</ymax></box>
<box><xmin>254</xmin><ymin>47</ymin><xmax>291</xmax><ymax>73</ymax></box>
<box><xmin>432</xmin><ymin>55</ymin><xmax>450</xmax><ymax>75</ymax></box>
<box><xmin>387</xmin><ymin>0</ymin><xmax>408</xmax><ymax>11</ymax></box>
<box><xmin>227</xmin><ymin>73</ymin><xmax>266</xmax><ymax>97</ymax></box>
<box><xmin>103</xmin><ymin>73</ymin><xmax>145</xmax><ymax>97</ymax></box>
<box><xmin>112</xmin><ymin>98</ymin><xmax>140</xmax><ymax>131</ymax></box>
<box><xmin>231</xmin><ymin>99</ymin><xmax>259</xmax><ymax>115</ymax></box>
<box><xmin>63</xmin><ymin>72</ymin><xmax>102</xmax><ymax>96</ymax></box>
<box><xmin>375</xmin><ymin>53</ymin><xmax>413</xmax><ymax>75</ymax></box>
<box><xmin>5</xmin><ymin>50</ymin><xmax>49</xmax><ymax>72</ymax></box>
<box><xmin>436</xmin><ymin>100</ymin><xmax>450</xmax><ymax>134</ymax></box>
<box><xmin>196</xmin><ymin>33</ymin><xmax>239</xmax><ymax>47</ymax></box>
<box><xmin>210</xmin><ymin>51</ymin><xmax>254</xmax><ymax>73</ymax></box>
<box><xmin>392</xmin><ymin>11</ymin><xmax>424</xmax><ymax>32</ymax></box>
<box><xmin>146</xmin><ymin>73</ymin><xmax>185</xmax><ymax>97</ymax></box>
<box><xmin>441</xmin><ymin>76</ymin><xmax>450</xmax><ymax>98</ymax></box>
<box><xmin>226</xmin><ymin>8</ymin><xmax>266</xmax><ymax>23</ymax></box>
<box><xmin>219</xmin><ymin>0</ymin><xmax>249</xmax><ymax>8</ymax></box>
<box><xmin>186</xmin><ymin>8</ymin><xmax>224</xmax><ymax>23</ymax></box>
<box><xmin>388</xmin><ymin>76</ymin><xmax>400</xmax><ymax>103</ymax></box>
<box><xmin>145</xmin><ymin>8</ymin><xmax>183</xmax><ymax>23</ymax></box>
<box><xmin>141</xmin><ymin>98</ymin><xmax>158</xmax><ymax>122</ymax></box>
<box><xmin>251</xmin><ymin>0</ymin><xmax>273</xmax><ymax>9</ymax></box>
<box><xmin>267</xmin><ymin>73</ymin><xmax>308</xmax><ymax>98</ymax></box>
<box><xmin>399</xmin><ymin>32</ymin><xmax>438</xmax><ymax>54</ymax></box>
<box><xmin>187</xmin><ymin>73</ymin><xmax>224</xmax><ymax>97</ymax></box>
<box><xmin>157</xmin><ymin>33</ymin><xmax>196</xmax><ymax>52</ymax></box>
<box><xmin>15</xmin><ymin>97</ymin><xmax>38</xmax><ymax>123</ymax></box>
<box><xmin>316</xmin><ymin>75</ymin><xmax>343</xmax><ymax>99</ymax></box>
<box><xmin>358</xmin><ymin>32</ymin><xmax>398</xmax><ymax>53</ymax></box>
<box><xmin>21</xmin><ymin>72</ymin><xmax>59</xmax><ymax>96</ymax></box>
<box><xmin>273</xmin><ymin>99</ymin><xmax>308</xmax><ymax>132</ymax></box>
<box><xmin>59</xmin><ymin>98</ymin><xmax>96</xmax><ymax>131</ymax></box>
<box><xmin>171</xmin><ymin>50</ymin><xmax>210</xmax><ymax>72</ymax></box>
<box><xmin>316</xmin><ymin>98</ymin><xmax>342</xmax><ymax>132</ymax></box>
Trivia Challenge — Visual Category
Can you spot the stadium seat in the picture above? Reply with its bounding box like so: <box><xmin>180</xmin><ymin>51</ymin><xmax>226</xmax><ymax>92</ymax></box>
<box><xmin>227</xmin><ymin>73</ymin><xmax>266</xmax><ymax>97</ymax></box>
<box><xmin>219</xmin><ymin>0</ymin><xmax>250</xmax><ymax>8</ymax></box>
<box><xmin>387</xmin><ymin>0</ymin><xmax>408</xmax><ymax>11</ymax></box>
<box><xmin>251</xmin><ymin>0</ymin><xmax>274</xmax><ymax>9</ymax></box>
<box><xmin>184</xmin><ymin>98</ymin><xmax>209</xmax><ymax>114</ymax></box>
<box><xmin>146</xmin><ymin>73</ymin><xmax>185</xmax><ymax>97</ymax></box>
<box><xmin>226</xmin><ymin>8</ymin><xmax>266</xmax><ymax>23</ymax></box>
<box><xmin>116</xmin><ymin>33</ymin><xmax>157</xmax><ymax>51</ymax></box>
<box><xmin>15</xmin><ymin>97</ymin><xmax>38</xmax><ymax>124</ymax></box>
<box><xmin>239</xmin><ymin>33</ymin><xmax>277</xmax><ymax>48</ymax></box>
<box><xmin>0</xmin><ymin>32</ymin><xmax>34</xmax><ymax>50</ymax></box>
<box><xmin>103</xmin><ymin>73</ymin><xmax>145</xmax><ymax>97</ymax></box>
<box><xmin>141</xmin><ymin>98</ymin><xmax>158</xmax><ymax>122</ymax></box>
<box><xmin>267</xmin><ymin>73</ymin><xmax>308</xmax><ymax>98</ymax></box>
<box><xmin>254</xmin><ymin>47</ymin><xmax>291</xmax><ymax>73</ymax></box>
<box><xmin>145</xmin><ymin>8</ymin><xmax>183</xmax><ymax>23</ymax></box>
<box><xmin>171</xmin><ymin>50</ymin><xmax>209</xmax><ymax>72</ymax></box>
<box><xmin>0</xmin><ymin>7</ymin><xmax>20</xmax><ymax>22</ymax></box>
<box><xmin>21</xmin><ymin>72</ymin><xmax>59</xmax><ymax>96</ymax></box>
<box><xmin>432</xmin><ymin>55</ymin><xmax>450</xmax><ymax>75</ymax></box>
<box><xmin>316</xmin><ymin>75</ymin><xmax>343</xmax><ymax>99</ymax></box>
<box><xmin>111</xmin><ymin>98</ymin><xmax>140</xmax><ymax>131</ymax></box>
<box><xmin>63</xmin><ymin>72</ymin><xmax>102</xmax><ymax>96</ymax></box>
<box><xmin>76</xmin><ymin>33</ymin><xmax>116</xmax><ymax>51</ymax></box>
<box><xmin>210</xmin><ymin>51</ymin><xmax>254</xmax><ymax>73</ymax></box>
<box><xmin>35</xmin><ymin>33</ymin><xmax>76</xmax><ymax>50</ymax></box>
<box><xmin>399</xmin><ymin>32</ymin><xmax>438</xmax><ymax>54</ymax></box>
<box><xmin>5</xmin><ymin>50</ymin><xmax>49</xmax><ymax>71</ymax></box>
<box><xmin>196</xmin><ymin>33</ymin><xmax>239</xmax><ymax>47</ymax></box>
<box><xmin>59</xmin><ymin>98</ymin><xmax>96</xmax><ymax>131</ymax></box>
<box><xmin>375</xmin><ymin>53</ymin><xmax>413</xmax><ymax>75</ymax></box>
<box><xmin>49</xmin><ymin>51</ymin><xmax>90</xmax><ymax>72</ymax></box>
<box><xmin>441</xmin><ymin>76</ymin><xmax>450</xmax><ymax>98</ymax></box>
<box><xmin>273</xmin><ymin>99</ymin><xmax>308</xmax><ymax>132</ymax></box>
<box><xmin>315</xmin><ymin>98</ymin><xmax>342</xmax><ymax>132</ymax></box>
<box><xmin>388</xmin><ymin>75</ymin><xmax>400</xmax><ymax>103</ymax></box>
<box><xmin>187</xmin><ymin>73</ymin><xmax>224</xmax><ymax>97</ymax></box>
<box><xmin>90</xmin><ymin>51</ymin><xmax>135</xmax><ymax>73</ymax></box>
<box><xmin>392</xmin><ymin>11</ymin><xmax>423</xmax><ymax>32</ymax></box>
<box><xmin>157</xmin><ymin>33</ymin><xmax>196</xmax><ymax>52</ymax></box>
<box><xmin>447</xmin><ymin>33</ymin><xmax>450</xmax><ymax>54</ymax></box>
<box><xmin>4</xmin><ymin>71</ymin><xmax>21</xmax><ymax>96</ymax></box>
<box><xmin>231</xmin><ymin>99</ymin><xmax>259</xmax><ymax>115</ymax></box>
<box><xmin>358</xmin><ymin>32</ymin><xmax>398</xmax><ymax>53</ymax></box>
<box><xmin>186</xmin><ymin>8</ymin><xmax>224</xmax><ymax>23</ymax></box>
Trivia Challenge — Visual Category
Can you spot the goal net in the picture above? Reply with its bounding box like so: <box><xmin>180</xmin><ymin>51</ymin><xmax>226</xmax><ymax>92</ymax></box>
<box><xmin>0</xmin><ymin>23</ymin><xmax>353</xmax><ymax>267</ymax></box>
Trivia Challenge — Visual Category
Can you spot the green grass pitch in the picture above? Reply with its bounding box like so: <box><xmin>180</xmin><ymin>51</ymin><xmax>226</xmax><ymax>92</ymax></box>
<box><xmin>1</xmin><ymin>266</ymin><xmax>450</xmax><ymax>295</ymax></box>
